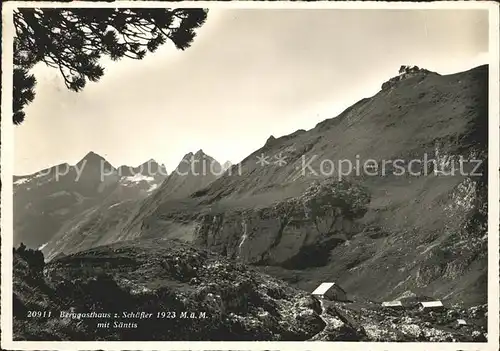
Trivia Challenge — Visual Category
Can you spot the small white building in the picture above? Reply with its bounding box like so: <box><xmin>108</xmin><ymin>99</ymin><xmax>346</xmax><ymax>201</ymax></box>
<box><xmin>311</xmin><ymin>282</ymin><xmax>348</xmax><ymax>302</ymax></box>
<box><xmin>419</xmin><ymin>301</ymin><xmax>444</xmax><ymax>311</ymax></box>
<box><xmin>457</xmin><ymin>319</ymin><xmax>467</xmax><ymax>326</ymax></box>
<box><xmin>382</xmin><ymin>300</ymin><xmax>404</xmax><ymax>309</ymax></box>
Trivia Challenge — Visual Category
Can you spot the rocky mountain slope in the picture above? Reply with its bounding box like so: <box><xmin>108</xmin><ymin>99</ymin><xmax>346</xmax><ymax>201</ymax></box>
<box><xmin>14</xmin><ymin>152</ymin><xmax>168</xmax><ymax>250</ymax></box>
<box><xmin>38</xmin><ymin>150</ymin><xmax>222</xmax><ymax>261</ymax></box>
<box><xmin>11</xmin><ymin>65</ymin><xmax>489</xmax><ymax>342</ymax></box>
<box><xmin>13</xmin><ymin>241</ymin><xmax>487</xmax><ymax>341</ymax></box>
<box><xmin>15</xmin><ymin>64</ymin><xmax>488</xmax><ymax>318</ymax></box>
<box><xmin>115</xmin><ymin>65</ymin><xmax>488</xmax><ymax>306</ymax></box>
<box><xmin>110</xmin><ymin>149</ymin><xmax>224</xmax><ymax>243</ymax></box>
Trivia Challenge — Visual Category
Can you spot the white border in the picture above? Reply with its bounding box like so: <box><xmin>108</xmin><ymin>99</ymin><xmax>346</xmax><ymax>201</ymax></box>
<box><xmin>1</xmin><ymin>1</ymin><xmax>499</xmax><ymax>350</ymax></box>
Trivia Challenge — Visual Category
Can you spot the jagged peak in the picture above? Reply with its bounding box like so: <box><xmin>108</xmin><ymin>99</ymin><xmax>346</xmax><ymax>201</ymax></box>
<box><xmin>264</xmin><ymin>135</ymin><xmax>277</xmax><ymax>148</ymax></box>
<box><xmin>182</xmin><ymin>149</ymin><xmax>214</xmax><ymax>160</ymax></box>
<box><xmin>139</xmin><ymin>158</ymin><xmax>159</xmax><ymax>166</ymax></box>
<box><xmin>118</xmin><ymin>158</ymin><xmax>158</xmax><ymax>170</ymax></box>
<box><xmin>77</xmin><ymin>151</ymin><xmax>111</xmax><ymax>167</ymax></box>
<box><xmin>116</xmin><ymin>158</ymin><xmax>169</xmax><ymax>178</ymax></box>
<box><xmin>182</xmin><ymin>152</ymin><xmax>194</xmax><ymax>160</ymax></box>
<box><xmin>81</xmin><ymin>151</ymin><xmax>102</xmax><ymax>160</ymax></box>
<box><xmin>173</xmin><ymin>149</ymin><xmax>221</xmax><ymax>174</ymax></box>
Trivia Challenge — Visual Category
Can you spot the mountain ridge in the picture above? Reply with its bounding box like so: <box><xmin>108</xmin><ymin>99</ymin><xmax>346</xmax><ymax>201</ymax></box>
<box><xmin>30</xmin><ymin>150</ymin><xmax>223</xmax><ymax>260</ymax></box>
<box><xmin>15</xmin><ymin>152</ymin><xmax>170</xmax><ymax>179</ymax></box>
<box><xmin>13</xmin><ymin>152</ymin><xmax>171</xmax><ymax>249</ymax></box>
<box><xmin>118</xmin><ymin>64</ymin><xmax>488</xmax><ymax>306</ymax></box>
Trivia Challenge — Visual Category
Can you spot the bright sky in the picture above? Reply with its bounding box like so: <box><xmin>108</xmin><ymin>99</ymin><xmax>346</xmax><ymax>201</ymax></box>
<box><xmin>14</xmin><ymin>8</ymin><xmax>489</xmax><ymax>175</ymax></box>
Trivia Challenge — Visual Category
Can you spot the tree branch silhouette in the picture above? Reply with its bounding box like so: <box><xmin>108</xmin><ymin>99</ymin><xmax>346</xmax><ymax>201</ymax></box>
<box><xmin>13</xmin><ymin>7</ymin><xmax>208</xmax><ymax>125</ymax></box>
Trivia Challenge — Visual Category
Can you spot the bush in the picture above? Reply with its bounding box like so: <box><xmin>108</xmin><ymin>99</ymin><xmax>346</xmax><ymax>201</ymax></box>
<box><xmin>15</xmin><ymin>244</ymin><xmax>45</xmax><ymax>275</ymax></box>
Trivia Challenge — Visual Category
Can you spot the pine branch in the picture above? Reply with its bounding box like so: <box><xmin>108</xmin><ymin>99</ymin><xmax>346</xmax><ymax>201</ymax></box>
<box><xmin>12</xmin><ymin>7</ymin><xmax>208</xmax><ymax>124</ymax></box>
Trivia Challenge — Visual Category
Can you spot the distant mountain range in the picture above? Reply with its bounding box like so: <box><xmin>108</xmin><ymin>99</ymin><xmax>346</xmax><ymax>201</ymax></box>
<box><xmin>13</xmin><ymin>150</ymin><xmax>221</xmax><ymax>253</ymax></box>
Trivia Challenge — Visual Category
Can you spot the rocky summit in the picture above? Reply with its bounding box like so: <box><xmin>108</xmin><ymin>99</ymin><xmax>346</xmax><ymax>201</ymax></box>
<box><xmin>13</xmin><ymin>65</ymin><xmax>489</xmax><ymax>341</ymax></box>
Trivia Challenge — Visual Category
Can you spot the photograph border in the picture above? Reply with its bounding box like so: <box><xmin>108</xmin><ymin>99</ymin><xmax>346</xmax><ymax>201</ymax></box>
<box><xmin>2</xmin><ymin>1</ymin><xmax>499</xmax><ymax>350</ymax></box>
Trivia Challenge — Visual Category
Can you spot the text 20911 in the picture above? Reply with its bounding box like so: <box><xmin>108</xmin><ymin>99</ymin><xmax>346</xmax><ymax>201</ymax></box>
<box><xmin>27</xmin><ymin>311</ymin><xmax>52</xmax><ymax>318</ymax></box>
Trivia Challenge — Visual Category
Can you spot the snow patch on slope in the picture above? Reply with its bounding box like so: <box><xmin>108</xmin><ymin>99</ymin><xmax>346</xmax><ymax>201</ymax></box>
<box><xmin>38</xmin><ymin>242</ymin><xmax>48</xmax><ymax>250</ymax></box>
<box><xmin>109</xmin><ymin>202</ymin><xmax>124</xmax><ymax>209</ymax></box>
<box><xmin>238</xmin><ymin>218</ymin><xmax>248</xmax><ymax>256</ymax></box>
<box><xmin>14</xmin><ymin>178</ymin><xmax>30</xmax><ymax>185</ymax></box>
<box><xmin>148</xmin><ymin>184</ymin><xmax>159</xmax><ymax>192</ymax></box>
<box><xmin>122</xmin><ymin>174</ymin><xmax>155</xmax><ymax>184</ymax></box>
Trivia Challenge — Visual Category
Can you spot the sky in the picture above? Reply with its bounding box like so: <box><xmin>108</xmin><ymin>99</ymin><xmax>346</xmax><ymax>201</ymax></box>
<box><xmin>14</xmin><ymin>8</ymin><xmax>489</xmax><ymax>175</ymax></box>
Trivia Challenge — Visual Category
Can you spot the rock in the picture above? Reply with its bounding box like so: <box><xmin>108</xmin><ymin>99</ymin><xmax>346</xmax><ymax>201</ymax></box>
<box><xmin>295</xmin><ymin>295</ymin><xmax>322</xmax><ymax>315</ymax></box>
<box><xmin>400</xmin><ymin>323</ymin><xmax>423</xmax><ymax>339</ymax></box>
<box><xmin>295</xmin><ymin>309</ymin><xmax>326</xmax><ymax>338</ymax></box>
